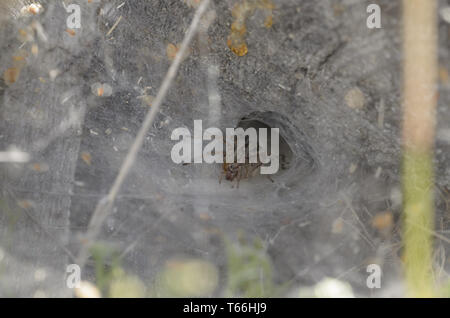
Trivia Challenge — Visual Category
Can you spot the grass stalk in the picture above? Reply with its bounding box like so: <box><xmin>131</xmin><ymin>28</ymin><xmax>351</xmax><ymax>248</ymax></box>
<box><xmin>402</xmin><ymin>0</ymin><xmax>438</xmax><ymax>297</ymax></box>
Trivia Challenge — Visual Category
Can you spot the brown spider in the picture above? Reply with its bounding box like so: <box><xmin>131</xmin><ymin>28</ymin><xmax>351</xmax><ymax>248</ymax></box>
<box><xmin>219</xmin><ymin>161</ymin><xmax>263</xmax><ymax>188</ymax></box>
<box><xmin>219</xmin><ymin>137</ymin><xmax>274</xmax><ymax>188</ymax></box>
<box><xmin>183</xmin><ymin>135</ymin><xmax>274</xmax><ymax>188</ymax></box>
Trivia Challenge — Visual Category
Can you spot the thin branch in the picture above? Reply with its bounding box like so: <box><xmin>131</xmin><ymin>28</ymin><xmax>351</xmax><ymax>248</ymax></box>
<box><xmin>76</xmin><ymin>0</ymin><xmax>211</xmax><ymax>268</ymax></box>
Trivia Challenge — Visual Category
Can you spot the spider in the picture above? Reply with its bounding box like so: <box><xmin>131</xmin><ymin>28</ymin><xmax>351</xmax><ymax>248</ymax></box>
<box><xmin>219</xmin><ymin>137</ymin><xmax>273</xmax><ymax>188</ymax></box>
<box><xmin>219</xmin><ymin>161</ymin><xmax>263</xmax><ymax>188</ymax></box>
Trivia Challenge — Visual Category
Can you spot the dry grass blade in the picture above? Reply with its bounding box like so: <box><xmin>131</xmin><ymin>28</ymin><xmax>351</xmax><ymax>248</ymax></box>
<box><xmin>76</xmin><ymin>0</ymin><xmax>212</xmax><ymax>269</ymax></box>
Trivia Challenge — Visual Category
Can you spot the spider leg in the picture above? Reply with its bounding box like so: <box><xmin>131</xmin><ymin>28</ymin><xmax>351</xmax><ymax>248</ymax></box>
<box><xmin>236</xmin><ymin>167</ymin><xmax>242</xmax><ymax>188</ymax></box>
<box><xmin>244</xmin><ymin>165</ymin><xmax>249</xmax><ymax>178</ymax></box>
<box><xmin>249</xmin><ymin>162</ymin><xmax>262</xmax><ymax>176</ymax></box>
